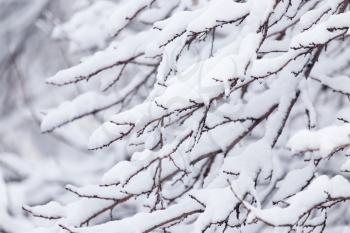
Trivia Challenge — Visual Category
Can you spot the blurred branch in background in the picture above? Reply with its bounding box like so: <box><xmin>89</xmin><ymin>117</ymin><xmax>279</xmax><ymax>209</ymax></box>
<box><xmin>0</xmin><ymin>1</ymin><xmax>118</xmax><ymax>233</ymax></box>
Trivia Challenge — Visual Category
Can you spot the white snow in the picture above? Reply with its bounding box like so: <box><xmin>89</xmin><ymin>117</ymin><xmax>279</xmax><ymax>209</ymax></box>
<box><xmin>288</xmin><ymin>124</ymin><xmax>350</xmax><ymax>157</ymax></box>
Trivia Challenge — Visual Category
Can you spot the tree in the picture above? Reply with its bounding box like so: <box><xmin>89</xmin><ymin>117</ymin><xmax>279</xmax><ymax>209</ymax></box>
<box><xmin>26</xmin><ymin>0</ymin><xmax>350</xmax><ymax>232</ymax></box>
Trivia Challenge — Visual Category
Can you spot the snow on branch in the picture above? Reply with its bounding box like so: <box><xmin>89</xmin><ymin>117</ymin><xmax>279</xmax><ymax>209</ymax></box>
<box><xmin>29</xmin><ymin>0</ymin><xmax>350</xmax><ymax>232</ymax></box>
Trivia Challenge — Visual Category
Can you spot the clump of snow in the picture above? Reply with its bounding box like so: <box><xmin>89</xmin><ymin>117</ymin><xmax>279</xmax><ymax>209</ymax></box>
<box><xmin>288</xmin><ymin>125</ymin><xmax>350</xmax><ymax>157</ymax></box>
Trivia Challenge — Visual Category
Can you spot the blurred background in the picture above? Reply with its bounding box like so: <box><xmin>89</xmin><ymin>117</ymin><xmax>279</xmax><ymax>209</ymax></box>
<box><xmin>0</xmin><ymin>1</ymin><xmax>120</xmax><ymax>232</ymax></box>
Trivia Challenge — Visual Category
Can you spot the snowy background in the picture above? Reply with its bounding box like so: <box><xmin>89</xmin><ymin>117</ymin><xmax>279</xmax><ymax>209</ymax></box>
<box><xmin>0</xmin><ymin>1</ymin><xmax>119</xmax><ymax>231</ymax></box>
<box><xmin>1</xmin><ymin>0</ymin><xmax>350</xmax><ymax>233</ymax></box>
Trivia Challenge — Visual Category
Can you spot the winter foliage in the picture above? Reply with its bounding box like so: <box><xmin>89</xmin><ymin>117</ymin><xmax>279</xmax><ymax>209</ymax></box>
<box><xmin>3</xmin><ymin>0</ymin><xmax>350</xmax><ymax>232</ymax></box>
